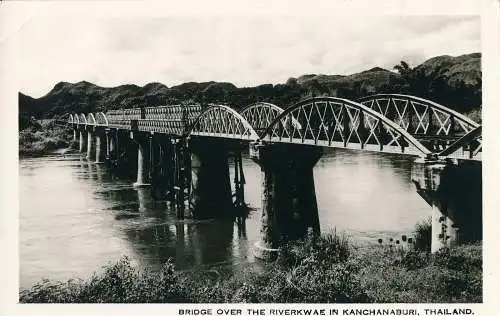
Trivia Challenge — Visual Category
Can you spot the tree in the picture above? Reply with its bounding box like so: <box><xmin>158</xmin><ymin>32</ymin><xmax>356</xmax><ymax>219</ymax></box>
<box><xmin>393</xmin><ymin>61</ymin><xmax>413</xmax><ymax>77</ymax></box>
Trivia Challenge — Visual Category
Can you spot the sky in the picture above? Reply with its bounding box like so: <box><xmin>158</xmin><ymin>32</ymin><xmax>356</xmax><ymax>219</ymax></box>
<box><xmin>1</xmin><ymin>2</ymin><xmax>480</xmax><ymax>98</ymax></box>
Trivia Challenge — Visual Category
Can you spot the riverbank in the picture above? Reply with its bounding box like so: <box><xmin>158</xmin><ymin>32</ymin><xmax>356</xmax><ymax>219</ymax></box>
<box><xmin>19</xmin><ymin>120</ymin><xmax>77</xmax><ymax>157</ymax></box>
<box><xmin>19</xmin><ymin>232</ymin><xmax>482</xmax><ymax>303</ymax></box>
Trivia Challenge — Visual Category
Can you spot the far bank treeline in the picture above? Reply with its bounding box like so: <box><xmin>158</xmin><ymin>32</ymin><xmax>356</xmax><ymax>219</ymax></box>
<box><xmin>19</xmin><ymin>53</ymin><xmax>481</xmax><ymax>127</ymax></box>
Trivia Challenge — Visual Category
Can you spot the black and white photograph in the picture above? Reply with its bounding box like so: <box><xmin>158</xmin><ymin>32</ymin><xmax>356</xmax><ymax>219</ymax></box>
<box><xmin>2</xmin><ymin>0</ymin><xmax>498</xmax><ymax>313</ymax></box>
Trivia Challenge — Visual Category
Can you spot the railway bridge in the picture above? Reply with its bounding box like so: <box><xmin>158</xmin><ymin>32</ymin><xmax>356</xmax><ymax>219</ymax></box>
<box><xmin>62</xmin><ymin>94</ymin><xmax>482</xmax><ymax>256</ymax></box>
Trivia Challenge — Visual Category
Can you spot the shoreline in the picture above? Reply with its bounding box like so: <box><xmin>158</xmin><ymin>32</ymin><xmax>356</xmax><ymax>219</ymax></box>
<box><xmin>18</xmin><ymin>234</ymin><xmax>482</xmax><ymax>304</ymax></box>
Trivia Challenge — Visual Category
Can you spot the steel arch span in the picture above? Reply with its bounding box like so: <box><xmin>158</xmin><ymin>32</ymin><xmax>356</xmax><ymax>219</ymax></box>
<box><xmin>187</xmin><ymin>105</ymin><xmax>259</xmax><ymax>140</ymax></box>
<box><xmin>94</xmin><ymin>112</ymin><xmax>109</xmax><ymax>126</ymax></box>
<box><xmin>240</xmin><ymin>102</ymin><xmax>301</xmax><ymax>137</ymax></box>
<box><xmin>86</xmin><ymin>113</ymin><xmax>96</xmax><ymax>126</ymax></box>
<box><xmin>260</xmin><ymin>97</ymin><xmax>431</xmax><ymax>157</ymax></box>
<box><xmin>78</xmin><ymin>114</ymin><xmax>87</xmax><ymax>125</ymax></box>
<box><xmin>357</xmin><ymin>94</ymin><xmax>480</xmax><ymax>140</ymax></box>
<box><xmin>67</xmin><ymin>114</ymin><xmax>74</xmax><ymax>124</ymax></box>
<box><xmin>439</xmin><ymin>125</ymin><xmax>482</xmax><ymax>161</ymax></box>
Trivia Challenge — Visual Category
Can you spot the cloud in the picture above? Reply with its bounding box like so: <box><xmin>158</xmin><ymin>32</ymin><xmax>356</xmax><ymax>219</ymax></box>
<box><xmin>9</xmin><ymin>13</ymin><xmax>479</xmax><ymax>97</ymax></box>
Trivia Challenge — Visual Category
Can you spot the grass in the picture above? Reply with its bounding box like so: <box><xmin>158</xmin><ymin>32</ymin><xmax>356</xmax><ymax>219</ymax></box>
<box><xmin>19</xmin><ymin>120</ymin><xmax>76</xmax><ymax>157</ymax></box>
<box><xmin>19</xmin><ymin>229</ymin><xmax>482</xmax><ymax>303</ymax></box>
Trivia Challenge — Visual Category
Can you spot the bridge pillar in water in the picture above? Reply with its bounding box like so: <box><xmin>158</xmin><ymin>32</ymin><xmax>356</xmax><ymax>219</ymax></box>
<box><xmin>79</xmin><ymin>130</ymin><xmax>86</xmax><ymax>153</ymax></box>
<box><xmin>412</xmin><ymin>158</ymin><xmax>482</xmax><ymax>253</ymax></box>
<box><xmin>250</xmin><ymin>142</ymin><xmax>322</xmax><ymax>260</ymax></box>
<box><xmin>86</xmin><ymin>130</ymin><xmax>94</xmax><ymax>160</ymax></box>
<box><xmin>105</xmin><ymin>130</ymin><xmax>111</xmax><ymax>161</ymax></box>
<box><xmin>189</xmin><ymin>139</ymin><xmax>233</xmax><ymax>219</ymax></box>
<box><xmin>94</xmin><ymin>132</ymin><xmax>105</xmax><ymax>164</ymax></box>
<box><xmin>131</xmin><ymin>132</ymin><xmax>151</xmax><ymax>187</ymax></box>
<box><xmin>73</xmin><ymin>129</ymin><xmax>77</xmax><ymax>142</ymax></box>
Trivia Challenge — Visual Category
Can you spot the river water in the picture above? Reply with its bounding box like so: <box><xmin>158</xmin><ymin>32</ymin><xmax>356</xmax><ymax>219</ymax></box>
<box><xmin>19</xmin><ymin>149</ymin><xmax>430</xmax><ymax>289</ymax></box>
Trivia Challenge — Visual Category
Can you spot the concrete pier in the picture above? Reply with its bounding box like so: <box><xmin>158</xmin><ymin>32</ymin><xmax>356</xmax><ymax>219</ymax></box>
<box><xmin>412</xmin><ymin>158</ymin><xmax>482</xmax><ymax>252</ymax></box>
<box><xmin>251</xmin><ymin>143</ymin><xmax>322</xmax><ymax>260</ymax></box>
<box><xmin>95</xmin><ymin>134</ymin><xmax>104</xmax><ymax>163</ymax></box>
<box><xmin>79</xmin><ymin>130</ymin><xmax>86</xmax><ymax>153</ymax></box>
<box><xmin>131</xmin><ymin>133</ymin><xmax>151</xmax><ymax>187</ymax></box>
<box><xmin>189</xmin><ymin>140</ymin><xmax>233</xmax><ymax>219</ymax></box>
<box><xmin>86</xmin><ymin>130</ymin><xmax>94</xmax><ymax>160</ymax></box>
<box><xmin>105</xmin><ymin>131</ymin><xmax>111</xmax><ymax>161</ymax></box>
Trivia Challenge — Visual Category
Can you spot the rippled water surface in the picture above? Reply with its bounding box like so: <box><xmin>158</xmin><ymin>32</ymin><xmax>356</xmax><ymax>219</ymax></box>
<box><xmin>19</xmin><ymin>149</ymin><xmax>430</xmax><ymax>288</ymax></box>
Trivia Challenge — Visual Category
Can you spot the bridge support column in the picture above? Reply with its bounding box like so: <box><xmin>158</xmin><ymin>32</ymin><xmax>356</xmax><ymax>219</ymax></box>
<box><xmin>412</xmin><ymin>158</ymin><xmax>482</xmax><ymax>253</ymax></box>
<box><xmin>73</xmin><ymin>129</ymin><xmax>77</xmax><ymax>142</ymax></box>
<box><xmin>251</xmin><ymin>143</ymin><xmax>322</xmax><ymax>260</ymax></box>
<box><xmin>79</xmin><ymin>130</ymin><xmax>86</xmax><ymax>153</ymax></box>
<box><xmin>95</xmin><ymin>133</ymin><xmax>105</xmax><ymax>164</ymax></box>
<box><xmin>86</xmin><ymin>130</ymin><xmax>94</xmax><ymax>160</ymax></box>
<box><xmin>105</xmin><ymin>131</ymin><xmax>111</xmax><ymax>161</ymax></box>
<box><xmin>131</xmin><ymin>133</ymin><xmax>151</xmax><ymax>187</ymax></box>
<box><xmin>189</xmin><ymin>140</ymin><xmax>233</xmax><ymax>219</ymax></box>
<box><xmin>233</xmin><ymin>151</ymin><xmax>246</xmax><ymax>209</ymax></box>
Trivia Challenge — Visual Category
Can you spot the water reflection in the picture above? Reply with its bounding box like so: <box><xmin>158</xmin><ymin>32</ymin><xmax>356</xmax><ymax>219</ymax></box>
<box><xmin>20</xmin><ymin>149</ymin><xmax>431</xmax><ymax>288</ymax></box>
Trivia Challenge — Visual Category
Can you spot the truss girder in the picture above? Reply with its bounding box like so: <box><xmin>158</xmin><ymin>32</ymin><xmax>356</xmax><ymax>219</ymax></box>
<box><xmin>260</xmin><ymin>97</ymin><xmax>431</xmax><ymax>156</ymax></box>
<box><xmin>188</xmin><ymin>105</ymin><xmax>259</xmax><ymax>140</ymax></box>
<box><xmin>86</xmin><ymin>113</ymin><xmax>96</xmax><ymax>126</ymax></box>
<box><xmin>438</xmin><ymin>126</ymin><xmax>482</xmax><ymax>161</ymax></box>
<box><xmin>240</xmin><ymin>102</ymin><xmax>302</xmax><ymax>137</ymax></box>
<box><xmin>144</xmin><ymin>104</ymin><xmax>201</xmax><ymax>124</ymax></box>
<box><xmin>358</xmin><ymin>94</ymin><xmax>479</xmax><ymax>137</ymax></box>
<box><xmin>94</xmin><ymin>112</ymin><xmax>109</xmax><ymax>126</ymax></box>
<box><xmin>137</xmin><ymin>120</ymin><xmax>184</xmax><ymax>135</ymax></box>
<box><xmin>78</xmin><ymin>114</ymin><xmax>87</xmax><ymax>125</ymax></box>
<box><xmin>106</xmin><ymin>108</ymin><xmax>140</xmax><ymax>129</ymax></box>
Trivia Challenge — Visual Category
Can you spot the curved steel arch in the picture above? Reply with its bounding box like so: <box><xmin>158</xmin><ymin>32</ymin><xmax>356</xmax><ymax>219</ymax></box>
<box><xmin>240</xmin><ymin>102</ymin><xmax>301</xmax><ymax>136</ymax></box>
<box><xmin>240</xmin><ymin>102</ymin><xmax>285</xmax><ymax>132</ymax></box>
<box><xmin>86</xmin><ymin>113</ymin><xmax>96</xmax><ymax>126</ymax></box>
<box><xmin>439</xmin><ymin>125</ymin><xmax>482</xmax><ymax>161</ymax></box>
<box><xmin>94</xmin><ymin>112</ymin><xmax>109</xmax><ymax>126</ymax></box>
<box><xmin>186</xmin><ymin>105</ymin><xmax>259</xmax><ymax>140</ymax></box>
<box><xmin>67</xmin><ymin>114</ymin><xmax>74</xmax><ymax>124</ymax></box>
<box><xmin>260</xmin><ymin>97</ymin><xmax>431</xmax><ymax>156</ymax></box>
<box><xmin>78</xmin><ymin>113</ymin><xmax>87</xmax><ymax>125</ymax></box>
<box><xmin>357</xmin><ymin>94</ymin><xmax>479</xmax><ymax>136</ymax></box>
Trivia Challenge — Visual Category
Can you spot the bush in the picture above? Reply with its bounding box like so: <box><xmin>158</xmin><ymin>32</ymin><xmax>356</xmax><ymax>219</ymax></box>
<box><xmin>414</xmin><ymin>217</ymin><xmax>432</xmax><ymax>251</ymax></box>
<box><xmin>399</xmin><ymin>250</ymin><xmax>430</xmax><ymax>270</ymax></box>
<box><xmin>19</xmin><ymin>237</ymin><xmax>482</xmax><ymax>303</ymax></box>
<box><xmin>19</xmin><ymin>120</ymin><xmax>73</xmax><ymax>157</ymax></box>
<box><xmin>20</xmin><ymin>257</ymin><xmax>189</xmax><ymax>303</ymax></box>
<box><xmin>277</xmin><ymin>231</ymin><xmax>350</xmax><ymax>268</ymax></box>
<box><xmin>358</xmin><ymin>242</ymin><xmax>482</xmax><ymax>303</ymax></box>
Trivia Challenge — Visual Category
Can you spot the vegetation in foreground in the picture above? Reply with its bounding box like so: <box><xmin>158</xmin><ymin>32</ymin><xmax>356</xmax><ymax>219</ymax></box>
<box><xmin>19</xmin><ymin>227</ymin><xmax>482</xmax><ymax>303</ymax></box>
<box><xmin>19</xmin><ymin>119</ymin><xmax>77</xmax><ymax>157</ymax></box>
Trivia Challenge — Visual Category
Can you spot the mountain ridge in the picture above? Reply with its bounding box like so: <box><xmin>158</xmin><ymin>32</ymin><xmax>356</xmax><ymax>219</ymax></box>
<box><xmin>19</xmin><ymin>53</ymin><xmax>481</xmax><ymax>118</ymax></box>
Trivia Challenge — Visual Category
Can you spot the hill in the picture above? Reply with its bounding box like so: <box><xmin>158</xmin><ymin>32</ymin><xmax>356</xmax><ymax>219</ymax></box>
<box><xmin>19</xmin><ymin>53</ymin><xmax>481</xmax><ymax>119</ymax></box>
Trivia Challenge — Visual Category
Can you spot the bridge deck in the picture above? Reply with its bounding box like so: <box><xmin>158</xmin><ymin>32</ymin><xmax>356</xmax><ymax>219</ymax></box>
<box><xmin>62</xmin><ymin>95</ymin><xmax>482</xmax><ymax>161</ymax></box>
